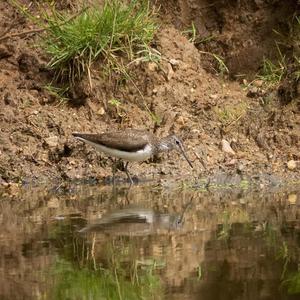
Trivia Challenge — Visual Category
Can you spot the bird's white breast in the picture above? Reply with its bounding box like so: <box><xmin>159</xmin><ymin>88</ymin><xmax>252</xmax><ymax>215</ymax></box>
<box><xmin>76</xmin><ymin>138</ymin><xmax>153</xmax><ymax>162</ymax></box>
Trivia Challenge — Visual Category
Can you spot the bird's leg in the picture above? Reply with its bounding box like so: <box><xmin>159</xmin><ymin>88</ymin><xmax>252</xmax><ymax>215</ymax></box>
<box><xmin>112</xmin><ymin>159</ymin><xmax>117</xmax><ymax>186</ymax></box>
<box><xmin>124</xmin><ymin>162</ymin><xmax>133</xmax><ymax>185</ymax></box>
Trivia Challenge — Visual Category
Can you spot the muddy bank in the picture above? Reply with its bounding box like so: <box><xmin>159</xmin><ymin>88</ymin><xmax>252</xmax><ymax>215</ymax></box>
<box><xmin>0</xmin><ymin>0</ymin><xmax>299</xmax><ymax>185</ymax></box>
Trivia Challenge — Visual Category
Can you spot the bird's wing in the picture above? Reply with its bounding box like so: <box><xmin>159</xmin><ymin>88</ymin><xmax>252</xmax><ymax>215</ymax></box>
<box><xmin>73</xmin><ymin>130</ymin><xmax>154</xmax><ymax>152</ymax></box>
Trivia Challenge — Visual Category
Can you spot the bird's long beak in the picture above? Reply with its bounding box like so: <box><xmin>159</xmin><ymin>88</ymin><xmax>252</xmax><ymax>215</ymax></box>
<box><xmin>179</xmin><ymin>145</ymin><xmax>193</xmax><ymax>168</ymax></box>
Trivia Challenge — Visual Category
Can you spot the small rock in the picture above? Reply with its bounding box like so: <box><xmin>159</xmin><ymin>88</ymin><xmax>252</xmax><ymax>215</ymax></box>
<box><xmin>237</xmin><ymin>163</ymin><xmax>245</xmax><ymax>173</ymax></box>
<box><xmin>167</xmin><ymin>63</ymin><xmax>174</xmax><ymax>81</ymax></box>
<box><xmin>209</xmin><ymin>94</ymin><xmax>218</xmax><ymax>100</ymax></box>
<box><xmin>225</xmin><ymin>158</ymin><xmax>237</xmax><ymax>166</ymax></box>
<box><xmin>287</xmin><ymin>160</ymin><xmax>297</xmax><ymax>170</ymax></box>
<box><xmin>45</xmin><ymin>136</ymin><xmax>59</xmax><ymax>148</ymax></box>
<box><xmin>97</xmin><ymin>107</ymin><xmax>105</xmax><ymax>115</ymax></box>
<box><xmin>253</xmin><ymin>79</ymin><xmax>264</xmax><ymax>87</ymax></box>
<box><xmin>152</xmin><ymin>88</ymin><xmax>158</xmax><ymax>95</ymax></box>
<box><xmin>169</xmin><ymin>59</ymin><xmax>179</xmax><ymax>66</ymax></box>
<box><xmin>148</xmin><ymin>62</ymin><xmax>157</xmax><ymax>72</ymax></box>
<box><xmin>221</xmin><ymin>139</ymin><xmax>236</xmax><ymax>156</ymax></box>
<box><xmin>288</xmin><ymin>194</ymin><xmax>297</xmax><ymax>204</ymax></box>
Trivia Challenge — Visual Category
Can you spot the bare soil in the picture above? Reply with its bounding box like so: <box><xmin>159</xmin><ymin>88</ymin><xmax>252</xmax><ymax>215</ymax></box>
<box><xmin>0</xmin><ymin>0</ymin><xmax>299</xmax><ymax>186</ymax></box>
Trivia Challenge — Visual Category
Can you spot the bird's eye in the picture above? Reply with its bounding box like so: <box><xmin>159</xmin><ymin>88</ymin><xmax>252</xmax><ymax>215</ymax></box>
<box><xmin>175</xmin><ymin>140</ymin><xmax>180</xmax><ymax>145</ymax></box>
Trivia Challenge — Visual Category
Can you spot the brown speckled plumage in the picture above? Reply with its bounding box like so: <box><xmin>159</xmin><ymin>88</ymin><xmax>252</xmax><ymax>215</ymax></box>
<box><xmin>73</xmin><ymin>129</ymin><xmax>158</xmax><ymax>153</ymax></box>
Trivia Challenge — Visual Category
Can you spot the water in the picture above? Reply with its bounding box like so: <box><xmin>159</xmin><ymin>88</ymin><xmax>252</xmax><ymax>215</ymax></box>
<box><xmin>0</xmin><ymin>183</ymin><xmax>300</xmax><ymax>300</ymax></box>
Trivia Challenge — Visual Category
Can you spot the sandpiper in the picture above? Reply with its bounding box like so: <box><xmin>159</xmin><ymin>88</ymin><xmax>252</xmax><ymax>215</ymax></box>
<box><xmin>72</xmin><ymin>129</ymin><xmax>193</xmax><ymax>183</ymax></box>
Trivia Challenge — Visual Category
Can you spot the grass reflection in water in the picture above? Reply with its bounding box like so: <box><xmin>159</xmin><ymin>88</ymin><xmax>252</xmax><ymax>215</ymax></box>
<box><xmin>48</xmin><ymin>244</ymin><xmax>162</xmax><ymax>300</ymax></box>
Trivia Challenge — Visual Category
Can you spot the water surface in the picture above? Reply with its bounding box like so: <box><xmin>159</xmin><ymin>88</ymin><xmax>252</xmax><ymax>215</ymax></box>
<box><xmin>0</xmin><ymin>183</ymin><xmax>300</xmax><ymax>299</ymax></box>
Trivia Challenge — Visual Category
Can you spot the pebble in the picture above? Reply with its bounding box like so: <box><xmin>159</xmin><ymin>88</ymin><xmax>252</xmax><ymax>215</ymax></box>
<box><xmin>253</xmin><ymin>79</ymin><xmax>264</xmax><ymax>87</ymax></box>
<box><xmin>160</xmin><ymin>167</ymin><xmax>168</xmax><ymax>175</ymax></box>
<box><xmin>225</xmin><ymin>158</ymin><xmax>237</xmax><ymax>166</ymax></box>
<box><xmin>221</xmin><ymin>139</ymin><xmax>236</xmax><ymax>156</ymax></box>
<box><xmin>237</xmin><ymin>163</ymin><xmax>245</xmax><ymax>173</ymax></box>
<box><xmin>167</xmin><ymin>63</ymin><xmax>174</xmax><ymax>81</ymax></box>
<box><xmin>148</xmin><ymin>62</ymin><xmax>157</xmax><ymax>71</ymax></box>
<box><xmin>97</xmin><ymin>107</ymin><xmax>105</xmax><ymax>115</ymax></box>
<box><xmin>209</xmin><ymin>94</ymin><xmax>218</xmax><ymax>100</ymax></box>
<box><xmin>45</xmin><ymin>136</ymin><xmax>59</xmax><ymax>148</ymax></box>
<box><xmin>287</xmin><ymin>160</ymin><xmax>297</xmax><ymax>170</ymax></box>
<box><xmin>169</xmin><ymin>59</ymin><xmax>179</xmax><ymax>66</ymax></box>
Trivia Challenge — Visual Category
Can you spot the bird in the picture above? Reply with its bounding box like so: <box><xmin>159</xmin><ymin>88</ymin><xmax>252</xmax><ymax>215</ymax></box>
<box><xmin>72</xmin><ymin>129</ymin><xmax>193</xmax><ymax>184</ymax></box>
<box><xmin>78</xmin><ymin>206</ymin><xmax>184</xmax><ymax>234</ymax></box>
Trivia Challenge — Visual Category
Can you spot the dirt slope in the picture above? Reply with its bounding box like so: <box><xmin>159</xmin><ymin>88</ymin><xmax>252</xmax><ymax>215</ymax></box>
<box><xmin>0</xmin><ymin>0</ymin><xmax>299</xmax><ymax>185</ymax></box>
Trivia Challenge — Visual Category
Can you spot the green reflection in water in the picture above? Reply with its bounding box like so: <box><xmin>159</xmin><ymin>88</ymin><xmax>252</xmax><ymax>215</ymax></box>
<box><xmin>217</xmin><ymin>208</ymin><xmax>250</xmax><ymax>240</ymax></box>
<box><xmin>284</xmin><ymin>271</ymin><xmax>300</xmax><ymax>295</ymax></box>
<box><xmin>263</xmin><ymin>222</ymin><xmax>300</xmax><ymax>296</ymax></box>
<box><xmin>45</xmin><ymin>215</ymin><xmax>163</xmax><ymax>300</ymax></box>
<box><xmin>48</xmin><ymin>256</ymin><xmax>162</xmax><ymax>300</ymax></box>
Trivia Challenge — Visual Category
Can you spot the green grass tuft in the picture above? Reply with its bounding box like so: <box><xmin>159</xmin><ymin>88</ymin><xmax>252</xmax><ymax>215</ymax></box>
<box><xmin>44</xmin><ymin>83</ymin><xmax>70</xmax><ymax>104</ymax></box>
<box><xmin>214</xmin><ymin>101</ymin><xmax>248</xmax><ymax>127</ymax></box>
<box><xmin>40</xmin><ymin>0</ymin><xmax>157</xmax><ymax>85</ymax></box>
<box><xmin>256</xmin><ymin>57</ymin><xmax>285</xmax><ymax>87</ymax></box>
